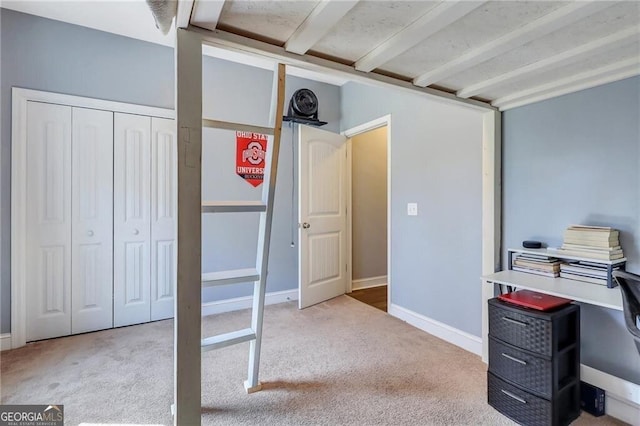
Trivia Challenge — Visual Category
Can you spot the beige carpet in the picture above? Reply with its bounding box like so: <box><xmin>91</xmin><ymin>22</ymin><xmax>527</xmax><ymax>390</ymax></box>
<box><xmin>0</xmin><ymin>296</ymin><xmax>627</xmax><ymax>425</ymax></box>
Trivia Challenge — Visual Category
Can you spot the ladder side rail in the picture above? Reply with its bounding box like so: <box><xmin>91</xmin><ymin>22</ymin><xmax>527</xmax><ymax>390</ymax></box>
<box><xmin>245</xmin><ymin>63</ymin><xmax>286</xmax><ymax>392</ymax></box>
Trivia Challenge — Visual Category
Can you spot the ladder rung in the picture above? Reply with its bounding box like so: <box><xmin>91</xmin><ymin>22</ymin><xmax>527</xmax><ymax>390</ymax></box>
<box><xmin>202</xmin><ymin>119</ymin><xmax>274</xmax><ymax>135</ymax></box>
<box><xmin>202</xmin><ymin>201</ymin><xmax>267</xmax><ymax>213</ymax></box>
<box><xmin>202</xmin><ymin>268</ymin><xmax>260</xmax><ymax>287</ymax></box>
<box><xmin>201</xmin><ymin>328</ymin><xmax>256</xmax><ymax>352</ymax></box>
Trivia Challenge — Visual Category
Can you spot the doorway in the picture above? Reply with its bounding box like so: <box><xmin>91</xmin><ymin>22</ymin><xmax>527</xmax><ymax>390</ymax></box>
<box><xmin>345</xmin><ymin>117</ymin><xmax>390</xmax><ymax>312</ymax></box>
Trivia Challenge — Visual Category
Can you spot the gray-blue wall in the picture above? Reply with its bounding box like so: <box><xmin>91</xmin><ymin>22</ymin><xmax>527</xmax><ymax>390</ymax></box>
<box><xmin>0</xmin><ymin>9</ymin><xmax>340</xmax><ymax>333</ymax></box>
<box><xmin>503</xmin><ymin>76</ymin><xmax>640</xmax><ymax>384</ymax></box>
<box><xmin>341</xmin><ymin>82</ymin><xmax>485</xmax><ymax>337</ymax></box>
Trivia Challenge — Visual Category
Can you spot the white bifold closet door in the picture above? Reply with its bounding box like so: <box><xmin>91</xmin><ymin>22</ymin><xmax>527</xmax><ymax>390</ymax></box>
<box><xmin>26</xmin><ymin>103</ymin><xmax>114</xmax><ymax>341</ymax></box>
<box><xmin>150</xmin><ymin>117</ymin><xmax>177</xmax><ymax>321</ymax></box>
<box><xmin>114</xmin><ymin>113</ymin><xmax>176</xmax><ymax>327</ymax></box>
<box><xmin>26</xmin><ymin>102</ymin><xmax>73</xmax><ymax>341</ymax></box>
<box><xmin>71</xmin><ymin>107</ymin><xmax>114</xmax><ymax>334</ymax></box>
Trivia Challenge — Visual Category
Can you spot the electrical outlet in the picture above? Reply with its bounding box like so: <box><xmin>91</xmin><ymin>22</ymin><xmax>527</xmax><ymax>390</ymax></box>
<box><xmin>407</xmin><ymin>203</ymin><xmax>418</xmax><ymax>216</ymax></box>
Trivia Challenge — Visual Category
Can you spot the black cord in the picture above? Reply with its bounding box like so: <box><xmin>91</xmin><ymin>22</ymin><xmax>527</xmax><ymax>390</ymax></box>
<box><xmin>290</xmin><ymin>122</ymin><xmax>295</xmax><ymax>247</ymax></box>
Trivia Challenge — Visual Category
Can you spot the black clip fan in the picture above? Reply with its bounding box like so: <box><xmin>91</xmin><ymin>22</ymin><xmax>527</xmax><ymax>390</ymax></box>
<box><xmin>283</xmin><ymin>89</ymin><xmax>327</xmax><ymax>126</ymax></box>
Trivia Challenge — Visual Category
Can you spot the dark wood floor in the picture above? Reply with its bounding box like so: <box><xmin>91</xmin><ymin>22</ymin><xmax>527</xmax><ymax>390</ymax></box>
<box><xmin>347</xmin><ymin>285</ymin><xmax>387</xmax><ymax>312</ymax></box>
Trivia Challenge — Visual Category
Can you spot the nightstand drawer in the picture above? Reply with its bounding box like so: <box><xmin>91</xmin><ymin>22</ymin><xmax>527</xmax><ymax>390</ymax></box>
<box><xmin>489</xmin><ymin>299</ymin><xmax>552</xmax><ymax>356</ymax></box>
<box><xmin>489</xmin><ymin>336</ymin><xmax>552</xmax><ymax>398</ymax></box>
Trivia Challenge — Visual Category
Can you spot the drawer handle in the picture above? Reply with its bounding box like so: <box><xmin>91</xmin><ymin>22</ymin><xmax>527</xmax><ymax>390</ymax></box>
<box><xmin>501</xmin><ymin>352</ymin><xmax>527</xmax><ymax>365</ymax></box>
<box><xmin>502</xmin><ymin>316</ymin><xmax>528</xmax><ymax>327</ymax></box>
<box><xmin>501</xmin><ymin>389</ymin><xmax>527</xmax><ymax>404</ymax></box>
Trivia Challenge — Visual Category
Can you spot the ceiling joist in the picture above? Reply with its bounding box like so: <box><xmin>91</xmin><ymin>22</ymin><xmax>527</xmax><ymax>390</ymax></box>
<box><xmin>457</xmin><ymin>26</ymin><xmax>640</xmax><ymax>99</ymax></box>
<box><xmin>190</xmin><ymin>26</ymin><xmax>496</xmax><ymax>112</ymax></box>
<box><xmin>493</xmin><ymin>57</ymin><xmax>640</xmax><ymax>110</ymax></box>
<box><xmin>412</xmin><ymin>1</ymin><xmax>615</xmax><ymax>88</ymax></box>
<box><xmin>285</xmin><ymin>0</ymin><xmax>359</xmax><ymax>55</ymax></box>
<box><xmin>176</xmin><ymin>0</ymin><xmax>195</xmax><ymax>29</ymax></box>
<box><xmin>190</xmin><ymin>0</ymin><xmax>225</xmax><ymax>32</ymax></box>
<box><xmin>355</xmin><ymin>0</ymin><xmax>485</xmax><ymax>73</ymax></box>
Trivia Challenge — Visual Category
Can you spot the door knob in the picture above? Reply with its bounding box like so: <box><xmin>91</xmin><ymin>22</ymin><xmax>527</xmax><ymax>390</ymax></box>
<box><xmin>87</xmin><ymin>230</ymin><xmax>94</xmax><ymax>237</ymax></box>
<box><xmin>302</xmin><ymin>222</ymin><xmax>311</xmax><ymax>229</ymax></box>
<box><xmin>133</xmin><ymin>229</ymin><xmax>139</xmax><ymax>235</ymax></box>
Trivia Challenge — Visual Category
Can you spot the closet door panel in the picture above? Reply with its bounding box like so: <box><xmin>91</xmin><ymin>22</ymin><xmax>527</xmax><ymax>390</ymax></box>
<box><xmin>114</xmin><ymin>113</ymin><xmax>151</xmax><ymax>327</ymax></box>
<box><xmin>71</xmin><ymin>107</ymin><xmax>114</xmax><ymax>334</ymax></box>
<box><xmin>26</xmin><ymin>101</ymin><xmax>72</xmax><ymax>341</ymax></box>
<box><xmin>151</xmin><ymin>117</ymin><xmax>177</xmax><ymax>321</ymax></box>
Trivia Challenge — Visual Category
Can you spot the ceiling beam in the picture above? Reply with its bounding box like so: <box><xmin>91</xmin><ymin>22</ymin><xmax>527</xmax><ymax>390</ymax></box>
<box><xmin>190</xmin><ymin>0</ymin><xmax>225</xmax><ymax>32</ymax></box>
<box><xmin>493</xmin><ymin>57</ymin><xmax>640</xmax><ymax>110</ymax></box>
<box><xmin>285</xmin><ymin>0</ymin><xmax>359</xmax><ymax>55</ymax></box>
<box><xmin>355</xmin><ymin>0</ymin><xmax>485</xmax><ymax>73</ymax></box>
<box><xmin>457</xmin><ymin>26</ymin><xmax>640</xmax><ymax>99</ymax></box>
<box><xmin>413</xmin><ymin>1</ymin><xmax>614</xmax><ymax>88</ymax></box>
<box><xmin>175</xmin><ymin>0</ymin><xmax>196</xmax><ymax>29</ymax></box>
<box><xmin>190</xmin><ymin>26</ymin><xmax>496</xmax><ymax>111</ymax></box>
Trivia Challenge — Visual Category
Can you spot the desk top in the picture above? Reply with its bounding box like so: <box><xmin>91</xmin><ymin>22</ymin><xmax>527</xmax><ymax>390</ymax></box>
<box><xmin>482</xmin><ymin>270</ymin><xmax>623</xmax><ymax>311</ymax></box>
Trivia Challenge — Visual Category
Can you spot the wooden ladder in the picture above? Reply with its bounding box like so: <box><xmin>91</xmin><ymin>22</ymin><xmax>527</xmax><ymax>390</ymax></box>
<box><xmin>199</xmin><ymin>63</ymin><xmax>285</xmax><ymax>393</ymax></box>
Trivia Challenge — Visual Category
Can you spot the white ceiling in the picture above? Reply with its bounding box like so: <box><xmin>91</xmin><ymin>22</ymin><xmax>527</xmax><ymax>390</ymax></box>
<box><xmin>0</xmin><ymin>0</ymin><xmax>349</xmax><ymax>87</ymax></box>
<box><xmin>3</xmin><ymin>1</ymin><xmax>639</xmax><ymax>110</ymax></box>
<box><xmin>190</xmin><ymin>0</ymin><xmax>640</xmax><ymax>110</ymax></box>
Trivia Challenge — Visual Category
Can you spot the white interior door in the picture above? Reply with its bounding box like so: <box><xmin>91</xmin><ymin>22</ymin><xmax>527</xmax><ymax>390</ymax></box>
<box><xmin>114</xmin><ymin>113</ymin><xmax>151</xmax><ymax>327</ymax></box>
<box><xmin>150</xmin><ymin>117</ymin><xmax>176</xmax><ymax>321</ymax></box>
<box><xmin>71</xmin><ymin>107</ymin><xmax>114</xmax><ymax>334</ymax></box>
<box><xmin>26</xmin><ymin>101</ymin><xmax>72</xmax><ymax>341</ymax></box>
<box><xmin>298</xmin><ymin>125</ymin><xmax>347</xmax><ymax>309</ymax></box>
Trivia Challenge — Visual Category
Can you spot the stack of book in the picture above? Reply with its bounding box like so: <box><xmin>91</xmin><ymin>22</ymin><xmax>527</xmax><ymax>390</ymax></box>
<box><xmin>559</xmin><ymin>261</ymin><xmax>619</xmax><ymax>286</ymax></box>
<box><xmin>512</xmin><ymin>253</ymin><xmax>562</xmax><ymax>277</ymax></box>
<box><xmin>557</xmin><ymin>225</ymin><xmax>624</xmax><ymax>261</ymax></box>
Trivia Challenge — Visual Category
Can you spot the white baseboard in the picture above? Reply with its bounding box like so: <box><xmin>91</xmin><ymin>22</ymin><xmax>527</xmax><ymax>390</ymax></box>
<box><xmin>201</xmin><ymin>289</ymin><xmax>298</xmax><ymax>317</ymax></box>
<box><xmin>581</xmin><ymin>365</ymin><xmax>640</xmax><ymax>424</ymax></box>
<box><xmin>388</xmin><ymin>303</ymin><xmax>482</xmax><ymax>356</ymax></box>
<box><xmin>1</xmin><ymin>333</ymin><xmax>12</xmax><ymax>351</ymax></box>
<box><xmin>351</xmin><ymin>275</ymin><xmax>387</xmax><ymax>291</ymax></box>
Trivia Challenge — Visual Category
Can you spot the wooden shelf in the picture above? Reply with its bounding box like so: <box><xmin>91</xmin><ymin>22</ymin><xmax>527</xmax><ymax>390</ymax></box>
<box><xmin>482</xmin><ymin>270</ymin><xmax>623</xmax><ymax>311</ymax></box>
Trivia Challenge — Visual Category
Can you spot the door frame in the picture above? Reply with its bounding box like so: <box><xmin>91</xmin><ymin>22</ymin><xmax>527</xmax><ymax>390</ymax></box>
<box><xmin>342</xmin><ymin>115</ymin><xmax>392</xmax><ymax>305</ymax></box>
<box><xmin>10</xmin><ymin>88</ymin><xmax>173</xmax><ymax>349</ymax></box>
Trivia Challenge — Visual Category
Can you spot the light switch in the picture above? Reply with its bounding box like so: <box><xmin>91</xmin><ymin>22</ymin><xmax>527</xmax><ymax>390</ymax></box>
<box><xmin>407</xmin><ymin>203</ymin><xmax>418</xmax><ymax>216</ymax></box>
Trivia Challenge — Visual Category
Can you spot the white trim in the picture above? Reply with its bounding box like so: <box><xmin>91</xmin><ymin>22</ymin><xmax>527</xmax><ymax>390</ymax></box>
<box><xmin>342</xmin><ymin>115</ymin><xmax>392</xmax><ymax>304</ymax></box>
<box><xmin>191</xmin><ymin>27</ymin><xmax>495</xmax><ymax>112</ymax></box>
<box><xmin>581</xmin><ymin>365</ymin><xmax>640</xmax><ymax>424</ymax></box>
<box><xmin>11</xmin><ymin>87</ymin><xmax>174</xmax><ymax>350</ymax></box>
<box><xmin>0</xmin><ymin>334</ymin><xmax>12</xmax><ymax>351</ymax></box>
<box><xmin>351</xmin><ymin>276</ymin><xmax>387</xmax><ymax>291</ymax></box>
<box><xmin>389</xmin><ymin>303</ymin><xmax>482</xmax><ymax>356</ymax></box>
<box><xmin>346</xmin><ymin>139</ymin><xmax>353</xmax><ymax>294</ymax></box>
<box><xmin>11</xmin><ymin>88</ymin><xmax>174</xmax><ymax>119</ymax></box>
<box><xmin>413</xmin><ymin>1</ymin><xmax>613</xmax><ymax>87</ymax></box>
<box><xmin>201</xmin><ymin>290</ymin><xmax>298</xmax><ymax>317</ymax></box>
<box><xmin>457</xmin><ymin>27</ymin><xmax>640</xmax><ymax>99</ymax></box>
<box><xmin>285</xmin><ymin>0</ymin><xmax>359</xmax><ymax>55</ymax></box>
<box><xmin>354</xmin><ymin>1</ymin><xmax>483</xmax><ymax>73</ymax></box>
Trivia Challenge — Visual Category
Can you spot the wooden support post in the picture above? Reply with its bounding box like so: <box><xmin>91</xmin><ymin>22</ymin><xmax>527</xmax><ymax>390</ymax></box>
<box><xmin>174</xmin><ymin>28</ymin><xmax>203</xmax><ymax>425</ymax></box>
<box><xmin>481</xmin><ymin>109</ymin><xmax>502</xmax><ymax>364</ymax></box>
